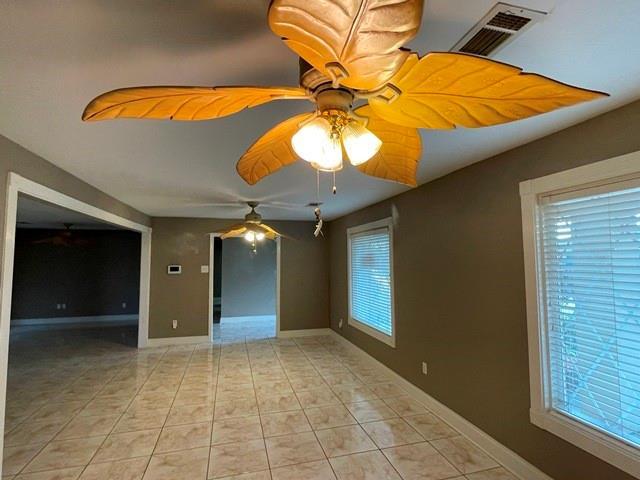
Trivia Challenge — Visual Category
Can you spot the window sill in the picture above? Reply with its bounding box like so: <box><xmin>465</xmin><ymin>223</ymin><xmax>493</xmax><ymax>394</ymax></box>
<box><xmin>348</xmin><ymin>317</ymin><xmax>395</xmax><ymax>348</ymax></box>
<box><xmin>530</xmin><ymin>408</ymin><xmax>640</xmax><ymax>478</ymax></box>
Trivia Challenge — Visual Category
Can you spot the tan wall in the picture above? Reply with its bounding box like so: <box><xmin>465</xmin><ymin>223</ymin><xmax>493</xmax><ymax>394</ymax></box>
<box><xmin>149</xmin><ymin>217</ymin><xmax>329</xmax><ymax>338</ymax></box>
<box><xmin>328</xmin><ymin>100</ymin><xmax>640</xmax><ymax>480</ymax></box>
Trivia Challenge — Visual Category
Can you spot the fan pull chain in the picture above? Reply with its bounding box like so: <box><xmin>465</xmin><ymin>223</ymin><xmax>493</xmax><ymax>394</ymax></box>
<box><xmin>332</xmin><ymin>171</ymin><xmax>337</xmax><ymax>195</ymax></box>
<box><xmin>316</xmin><ymin>169</ymin><xmax>321</xmax><ymax>205</ymax></box>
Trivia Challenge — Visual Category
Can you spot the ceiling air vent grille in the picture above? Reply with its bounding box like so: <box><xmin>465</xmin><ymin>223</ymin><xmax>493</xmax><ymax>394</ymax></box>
<box><xmin>451</xmin><ymin>3</ymin><xmax>547</xmax><ymax>57</ymax></box>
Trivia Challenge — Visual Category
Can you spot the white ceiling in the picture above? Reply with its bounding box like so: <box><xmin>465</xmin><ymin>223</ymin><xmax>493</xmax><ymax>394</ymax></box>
<box><xmin>1</xmin><ymin>0</ymin><xmax>639</xmax><ymax>220</ymax></box>
<box><xmin>17</xmin><ymin>195</ymin><xmax>120</xmax><ymax>230</ymax></box>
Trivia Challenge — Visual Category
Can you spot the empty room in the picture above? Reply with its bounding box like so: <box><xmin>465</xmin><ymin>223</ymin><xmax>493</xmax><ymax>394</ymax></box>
<box><xmin>1</xmin><ymin>1</ymin><xmax>640</xmax><ymax>480</ymax></box>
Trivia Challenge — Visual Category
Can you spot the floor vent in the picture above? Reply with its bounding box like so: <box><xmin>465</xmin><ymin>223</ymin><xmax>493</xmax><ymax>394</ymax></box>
<box><xmin>451</xmin><ymin>3</ymin><xmax>547</xmax><ymax>57</ymax></box>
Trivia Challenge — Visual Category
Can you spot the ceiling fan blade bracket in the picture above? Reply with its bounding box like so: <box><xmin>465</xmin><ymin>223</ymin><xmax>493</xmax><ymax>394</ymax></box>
<box><xmin>325</xmin><ymin>62</ymin><xmax>349</xmax><ymax>88</ymax></box>
<box><xmin>348</xmin><ymin>109</ymin><xmax>370</xmax><ymax>128</ymax></box>
<box><xmin>356</xmin><ymin>84</ymin><xmax>402</xmax><ymax>104</ymax></box>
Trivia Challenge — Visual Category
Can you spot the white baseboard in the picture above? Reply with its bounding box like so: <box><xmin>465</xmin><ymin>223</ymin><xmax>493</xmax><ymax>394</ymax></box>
<box><xmin>145</xmin><ymin>335</ymin><xmax>210</xmax><ymax>348</ymax></box>
<box><xmin>278</xmin><ymin>328</ymin><xmax>332</xmax><ymax>339</ymax></box>
<box><xmin>11</xmin><ymin>314</ymin><xmax>138</xmax><ymax>327</ymax></box>
<box><xmin>329</xmin><ymin>330</ymin><xmax>553</xmax><ymax>480</ymax></box>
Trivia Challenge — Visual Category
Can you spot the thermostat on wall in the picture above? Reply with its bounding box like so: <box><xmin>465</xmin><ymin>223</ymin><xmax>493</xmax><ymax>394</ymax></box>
<box><xmin>167</xmin><ymin>265</ymin><xmax>182</xmax><ymax>275</ymax></box>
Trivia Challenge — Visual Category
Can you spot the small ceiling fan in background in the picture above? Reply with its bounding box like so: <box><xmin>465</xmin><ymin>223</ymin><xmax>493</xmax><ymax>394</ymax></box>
<box><xmin>82</xmin><ymin>0</ymin><xmax>606</xmax><ymax>191</ymax></box>
<box><xmin>30</xmin><ymin>223</ymin><xmax>91</xmax><ymax>247</ymax></box>
<box><xmin>213</xmin><ymin>202</ymin><xmax>287</xmax><ymax>253</ymax></box>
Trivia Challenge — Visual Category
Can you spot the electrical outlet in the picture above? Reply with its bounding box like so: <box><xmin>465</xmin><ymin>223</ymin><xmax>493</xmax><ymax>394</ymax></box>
<box><xmin>56</xmin><ymin>303</ymin><xmax>61</xmax><ymax>310</ymax></box>
<box><xmin>421</xmin><ymin>362</ymin><xmax>428</xmax><ymax>375</ymax></box>
<box><xmin>122</xmin><ymin>302</ymin><xmax>127</xmax><ymax>309</ymax></box>
<box><xmin>62</xmin><ymin>303</ymin><xmax>66</xmax><ymax>310</ymax></box>
<box><xmin>338</xmin><ymin>318</ymin><xmax>343</xmax><ymax>329</ymax></box>
<box><xmin>172</xmin><ymin>320</ymin><xmax>178</xmax><ymax>329</ymax></box>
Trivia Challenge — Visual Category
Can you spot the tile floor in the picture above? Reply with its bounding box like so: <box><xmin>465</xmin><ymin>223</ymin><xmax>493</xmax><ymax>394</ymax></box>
<box><xmin>2</xmin><ymin>323</ymin><xmax>517</xmax><ymax>479</ymax></box>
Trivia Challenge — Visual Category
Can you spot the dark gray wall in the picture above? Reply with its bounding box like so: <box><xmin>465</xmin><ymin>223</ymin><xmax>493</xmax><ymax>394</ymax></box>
<box><xmin>11</xmin><ymin>229</ymin><xmax>140</xmax><ymax>320</ymax></box>
<box><xmin>149</xmin><ymin>218</ymin><xmax>329</xmax><ymax>338</ymax></box>
<box><xmin>221</xmin><ymin>238</ymin><xmax>276</xmax><ymax>318</ymax></box>
<box><xmin>328</xmin><ymin>99</ymin><xmax>640</xmax><ymax>480</ymax></box>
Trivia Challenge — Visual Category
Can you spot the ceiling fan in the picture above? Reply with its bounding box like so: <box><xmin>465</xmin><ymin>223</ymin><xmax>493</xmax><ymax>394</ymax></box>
<box><xmin>213</xmin><ymin>202</ymin><xmax>285</xmax><ymax>253</ymax></box>
<box><xmin>30</xmin><ymin>223</ymin><xmax>91</xmax><ymax>247</ymax></box>
<box><xmin>82</xmin><ymin>0</ymin><xmax>607</xmax><ymax>188</ymax></box>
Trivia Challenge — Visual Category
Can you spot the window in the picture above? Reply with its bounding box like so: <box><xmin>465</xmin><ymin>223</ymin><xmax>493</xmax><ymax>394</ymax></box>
<box><xmin>347</xmin><ymin>218</ymin><xmax>395</xmax><ymax>347</ymax></box>
<box><xmin>520</xmin><ymin>151</ymin><xmax>640</xmax><ymax>478</ymax></box>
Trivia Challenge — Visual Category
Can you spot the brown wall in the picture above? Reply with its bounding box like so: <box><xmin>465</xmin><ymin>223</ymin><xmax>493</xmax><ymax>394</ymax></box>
<box><xmin>328</xmin><ymin>100</ymin><xmax>640</xmax><ymax>480</ymax></box>
<box><xmin>149</xmin><ymin>217</ymin><xmax>329</xmax><ymax>338</ymax></box>
<box><xmin>11</xmin><ymin>229</ymin><xmax>140</xmax><ymax>320</ymax></box>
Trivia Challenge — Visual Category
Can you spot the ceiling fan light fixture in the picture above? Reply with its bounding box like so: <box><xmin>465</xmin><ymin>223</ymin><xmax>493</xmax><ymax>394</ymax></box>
<box><xmin>291</xmin><ymin>116</ymin><xmax>332</xmax><ymax>163</ymax></box>
<box><xmin>342</xmin><ymin>121</ymin><xmax>382</xmax><ymax>166</ymax></box>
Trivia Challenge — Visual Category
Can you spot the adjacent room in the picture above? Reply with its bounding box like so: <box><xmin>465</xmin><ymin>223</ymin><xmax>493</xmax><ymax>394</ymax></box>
<box><xmin>1</xmin><ymin>1</ymin><xmax>640</xmax><ymax>480</ymax></box>
<box><xmin>212</xmin><ymin>232</ymin><xmax>278</xmax><ymax>341</ymax></box>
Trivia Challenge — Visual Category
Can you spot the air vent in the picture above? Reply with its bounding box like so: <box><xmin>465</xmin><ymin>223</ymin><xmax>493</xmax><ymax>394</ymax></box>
<box><xmin>451</xmin><ymin>3</ymin><xmax>547</xmax><ymax>57</ymax></box>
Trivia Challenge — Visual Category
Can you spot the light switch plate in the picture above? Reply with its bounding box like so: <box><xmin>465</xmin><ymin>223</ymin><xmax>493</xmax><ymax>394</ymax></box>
<box><xmin>201</xmin><ymin>265</ymin><xmax>209</xmax><ymax>273</ymax></box>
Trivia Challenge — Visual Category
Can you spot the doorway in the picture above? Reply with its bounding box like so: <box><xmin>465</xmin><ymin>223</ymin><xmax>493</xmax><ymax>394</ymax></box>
<box><xmin>209</xmin><ymin>235</ymin><xmax>280</xmax><ymax>341</ymax></box>
<box><xmin>0</xmin><ymin>173</ymin><xmax>151</xmax><ymax>477</ymax></box>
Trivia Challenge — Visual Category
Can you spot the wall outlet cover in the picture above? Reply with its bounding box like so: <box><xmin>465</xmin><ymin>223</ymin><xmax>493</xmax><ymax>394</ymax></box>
<box><xmin>338</xmin><ymin>318</ymin><xmax>343</xmax><ymax>329</ymax></box>
<box><xmin>172</xmin><ymin>320</ymin><xmax>178</xmax><ymax>329</ymax></box>
<box><xmin>422</xmin><ymin>362</ymin><xmax>428</xmax><ymax>375</ymax></box>
<box><xmin>201</xmin><ymin>265</ymin><xmax>209</xmax><ymax>273</ymax></box>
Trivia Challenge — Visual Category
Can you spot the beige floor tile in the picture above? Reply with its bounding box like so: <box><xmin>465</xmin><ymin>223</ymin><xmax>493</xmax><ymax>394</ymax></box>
<box><xmin>208</xmin><ymin>439</ymin><xmax>269</xmax><ymax>478</ymax></box>
<box><xmin>368</xmin><ymin>383</ymin><xmax>406</xmax><ymax>399</ymax></box>
<box><xmin>2</xmin><ymin>444</ymin><xmax>45</xmax><ymax>475</ymax></box>
<box><xmin>28</xmin><ymin>402</ymin><xmax>87</xmax><ymax>425</ymax></box>
<box><xmin>165</xmin><ymin>404</ymin><xmax>213</xmax><ymax>426</ymax></box>
<box><xmin>295</xmin><ymin>389</ymin><xmax>341</xmax><ymax>409</ymax></box>
<box><xmin>331</xmin><ymin>385</ymin><xmax>378</xmax><ymax>404</ymax></box>
<box><xmin>78</xmin><ymin>457</ymin><xmax>149</xmax><ymax>480</ymax></box>
<box><xmin>265</xmin><ymin>432</ymin><xmax>325</xmax><ymax>468</ymax></box>
<box><xmin>271</xmin><ymin>459</ymin><xmax>336</xmax><ymax>480</ymax></box>
<box><xmin>113</xmin><ymin>409</ymin><xmax>168</xmax><ymax>434</ymax></box>
<box><xmin>382</xmin><ymin>442</ymin><xmax>460</xmax><ymax>480</ymax></box>
<box><xmin>216</xmin><ymin>472</ymin><xmax>271</xmax><ymax>479</ymax></box>
<box><xmin>143</xmin><ymin>447</ymin><xmax>209</xmax><ymax>480</ymax></box>
<box><xmin>211</xmin><ymin>416</ymin><xmax>263</xmax><ymax>445</ymax></box>
<box><xmin>14</xmin><ymin>466</ymin><xmax>84</xmax><ymax>479</ymax></box>
<box><xmin>346</xmin><ymin>400</ymin><xmax>398</xmax><ymax>423</ymax></box>
<box><xmin>304</xmin><ymin>405</ymin><xmax>357</xmax><ymax>431</ymax></box>
<box><xmin>430</xmin><ymin>436</ymin><xmax>498</xmax><ymax>475</ymax></box>
<box><xmin>329</xmin><ymin>450</ymin><xmax>401</xmax><ymax>480</ymax></box>
<box><xmin>315</xmin><ymin>425</ymin><xmax>377</xmax><ymax>458</ymax></box>
<box><xmin>56</xmin><ymin>414</ymin><xmax>120</xmax><ymax>440</ymax></box>
<box><xmin>288</xmin><ymin>376</ymin><xmax>327</xmax><ymax>392</ymax></box>
<box><xmin>155</xmin><ymin>422</ymin><xmax>211</xmax><ymax>453</ymax></box>
<box><xmin>260</xmin><ymin>411</ymin><xmax>311</xmax><ymax>437</ymax></box>
<box><xmin>465</xmin><ymin>467</ymin><xmax>517</xmax><ymax>479</ymax></box>
<box><xmin>214</xmin><ymin>399</ymin><xmax>258</xmax><ymax>420</ymax></box>
<box><xmin>92</xmin><ymin>429</ymin><xmax>159</xmax><ymax>463</ymax></box>
<box><xmin>23</xmin><ymin>437</ymin><xmax>104</xmax><ymax>473</ymax></box>
<box><xmin>5</xmin><ymin>422</ymin><xmax>63</xmax><ymax>447</ymax></box>
<box><xmin>403</xmin><ymin>414</ymin><xmax>458</xmax><ymax>441</ymax></box>
<box><xmin>256</xmin><ymin>393</ymin><xmax>301</xmax><ymax>414</ymax></box>
<box><xmin>383</xmin><ymin>397</ymin><xmax>428</xmax><ymax>418</ymax></box>
<box><xmin>361</xmin><ymin>418</ymin><xmax>423</xmax><ymax>448</ymax></box>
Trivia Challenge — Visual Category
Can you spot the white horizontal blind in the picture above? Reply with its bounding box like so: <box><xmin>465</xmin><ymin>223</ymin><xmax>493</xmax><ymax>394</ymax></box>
<box><xmin>540</xmin><ymin>183</ymin><xmax>640</xmax><ymax>447</ymax></box>
<box><xmin>350</xmin><ymin>227</ymin><xmax>392</xmax><ymax>337</ymax></box>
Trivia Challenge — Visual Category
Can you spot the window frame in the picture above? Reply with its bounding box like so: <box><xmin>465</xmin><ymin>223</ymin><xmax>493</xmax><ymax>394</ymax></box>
<box><xmin>347</xmin><ymin>217</ymin><xmax>396</xmax><ymax>348</ymax></box>
<box><xmin>520</xmin><ymin>150</ymin><xmax>640</xmax><ymax>478</ymax></box>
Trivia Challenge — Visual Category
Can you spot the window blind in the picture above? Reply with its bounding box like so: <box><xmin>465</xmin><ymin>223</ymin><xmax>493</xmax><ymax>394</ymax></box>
<box><xmin>350</xmin><ymin>227</ymin><xmax>392</xmax><ymax>337</ymax></box>
<box><xmin>540</xmin><ymin>183</ymin><xmax>640</xmax><ymax>447</ymax></box>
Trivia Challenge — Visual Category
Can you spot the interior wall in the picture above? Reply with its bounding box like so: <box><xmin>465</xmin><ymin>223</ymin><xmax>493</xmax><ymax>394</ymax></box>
<box><xmin>221</xmin><ymin>237</ymin><xmax>276</xmax><ymax>318</ymax></box>
<box><xmin>149</xmin><ymin>218</ymin><xmax>328</xmax><ymax>338</ymax></box>
<box><xmin>11</xmin><ymin>228</ymin><xmax>140</xmax><ymax>320</ymax></box>
<box><xmin>328</xmin><ymin>99</ymin><xmax>640</xmax><ymax>480</ymax></box>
